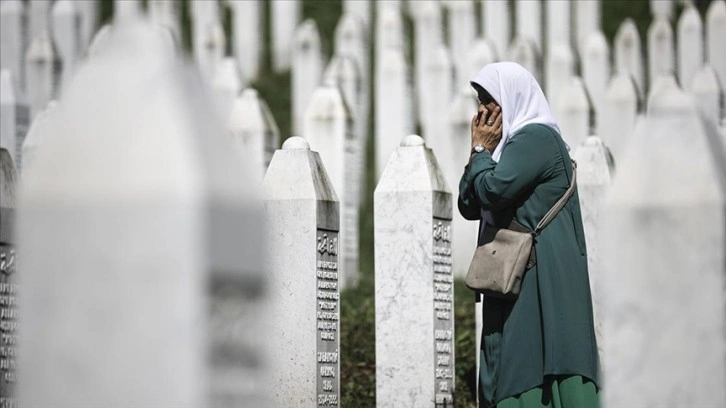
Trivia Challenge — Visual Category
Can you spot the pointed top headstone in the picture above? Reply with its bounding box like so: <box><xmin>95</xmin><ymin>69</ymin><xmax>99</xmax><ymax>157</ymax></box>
<box><xmin>600</xmin><ymin>72</ymin><xmax>640</xmax><ymax>159</ymax></box>
<box><xmin>228</xmin><ymin>88</ymin><xmax>280</xmax><ymax>180</ymax></box>
<box><xmin>691</xmin><ymin>65</ymin><xmax>723</xmax><ymax>126</ymax></box>
<box><xmin>583</xmin><ymin>31</ymin><xmax>611</xmax><ymax>118</ymax></box>
<box><xmin>1</xmin><ymin>0</ymin><xmax>26</xmax><ymax>89</ymax></box>
<box><xmin>615</xmin><ymin>18</ymin><xmax>645</xmax><ymax>97</ymax></box>
<box><xmin>483</xmin><ymin>0</ymin><xmax>510</xmax><ymax>59</ymax></box>
<box><xmin>650</xmin><ymin>0</ymin><xmax>674</xmax><ymax>20</ymax></box>
<box><xmin>557</xmin><ymin>77</ymin><xmax>592</xmax><ymax>148</ymax></box>
<box><xmin>706</xmin><ymin>0</ymin><xmax>726</xmax><ymax>90</ymax></box>
<box><xmin>507</xmin><ymin>38</ymin><xmax>540</xmax><ymax>82</ymax></box>
<box><xmin>467</xmin><ymin>38</ymin><xmax>498</xmax><ymax>81</ymax></box>
<box><xmin>211</xmin><ymin>57</ymin><xmax>242</xmax><ymax>119</ymax></box>
<box><xmin>648</xmin><ymin>17</ymin><xmax>675</xmax><ymax>90</ymax></box>
<box><xmin>677</xmin><ymin>4</ymin><xmax>704</xmax><ymax>91</ymax></box>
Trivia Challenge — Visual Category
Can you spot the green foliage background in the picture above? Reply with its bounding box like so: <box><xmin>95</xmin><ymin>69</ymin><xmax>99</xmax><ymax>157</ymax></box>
<box><xmin>94</xmin><ymin>1</ymin><xmax>715</xmax><ymax>406</ymax></box>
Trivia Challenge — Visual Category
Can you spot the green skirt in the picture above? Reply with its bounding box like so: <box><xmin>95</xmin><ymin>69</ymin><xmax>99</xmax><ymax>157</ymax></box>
<box><xmin>493</xmin><ymin>376</ymin><xmax>599</xmax><ymax>408</ymax></box>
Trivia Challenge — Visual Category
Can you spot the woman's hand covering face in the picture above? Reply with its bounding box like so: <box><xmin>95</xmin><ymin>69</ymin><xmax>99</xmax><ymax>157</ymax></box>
<box><xmin>471</xmin><ymin>105</ymin><xmax>502</xmax><ymax>152</ymax></box>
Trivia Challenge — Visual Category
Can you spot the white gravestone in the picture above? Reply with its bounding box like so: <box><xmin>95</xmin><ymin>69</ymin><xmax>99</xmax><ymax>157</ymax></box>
<box><xmin>375</xmin><ymin>135</ymin><xmax>454</xmax><ymax>407</ymax></box>
<box><xmin>449</xmin><ymin>87</ymin><xmax>479</xmax><ymax>279</ymax></box>
<box><xmin>25</xmin><ymin>31</ymin><xmax>59</xmax><ymax>120</ymax></box>
<box><xmin>21</xmin><ymin>100</ymin><xmax>58</xmax><ymax>173</ymax></box>
<box><xmin>691</xmin><ymin>65</ymin><xmax>723</xmax><ymax>127</ymax></box>
<box><xmin>343</xmin><ymin>0</ymin><xmax>371</xmax><ymax>29</ymax></box>
<box><xmin>149</xmin><ymin>0</ymin><xmax>181</xmax><ymax>42</ymax></box>
<box><xmin>199</xmin><ymin>21</ymin><xmax>226</xmax><ymax>83</ymax></box>
<box><xmin>0</xmin><ymin>148</ymin><xmax>18</xmax><ymax>407</ymax></box>
<box><xmin>304</xmin><ymin>82</ymin><xmax>359</xmax><ymax>289</ymax></box>
<box><xmin>647</xmin><ymin>17</ymin><xmax>675</xmax><ymax>91</ymax></box>
<box><xmin>227</xmin><ymin>89</ymin><xmax>280</xmax><ymax>181</ymax></box>
<box><xmin>556</xmin><ymin>77</ymin><xmax>592</xmax><ymax>149</ymax></box>
<box><xmin>516</xmin><ymin>0</ymin><xmax>542</xmax><ymax>52</ymax></box>
<box><xmin>444</xmin><ymin>0</ymin><xmax>476</xmax><ymax>88</ymax></box>
<box><xmin>113</xmin><ymin>0</ymin><xmax>141</xmax><ymax>22</ymax></box>
<box><xmin>17</xmin><ymin>20</ymin><xmax>269</xmax><ymax>408</ymax></box>
<box><xmin>411</xmin><ymin>0</ymin><xmax>443</xmax><ymax>126</ymax></box>
<box><xmin>466</xmin><ymin>38</ymin><xmax>498</xmax><ymax>81</ymax></box>
<box><xmin>483</xmin><ymin>0</ymin><xmax>510</xmax><ymax>59</ymax></box>
<box><xmin>263</xmin><ymin>136</ymin><xmax>341</xmax><ymax>408</ymax></box>
<box><xmin>87</xmin><ymin>24</ymin><xmax>111</xmax><ymax>58</ymax></box>
<box><xmin>272</xmin><ymin>0</ymin><xmax>301</xmax><ymax>72</ymax></box>
<box><xmin>602</xmin><ymin>76</ymin><xmax>726</xmax><ymax>408</ymax></box>
<box><xmin>211</xmin><ymin>57</ymin><xmax>243</xmax><ymax>121</ymax></box>
<box><xmin>650</xmin><ymin>0</ymin><xmax>674</xmax><ymax>20</ymax></box>
<box><xmin>575</xmin><ymin>0</ymin><xmax>601</xmax><ymax>58</ymax></box>
<box><xmin>546</xmin><ymin>0</ymin><xmax>571</xmax><ymax>52</ymax></box>
<box><xmin>1</xmin><ymin>1</ymin><xmax>26</xmax><ymax>90</ymax></box>
<box><xmin>29</xmin><ymin>0</ymin><xmax>51</xmax><ymax>42</ymax></box>
<box><xmin>191</xmin><ymin>0</ymin><xmax>219</xmax><ymax>71</ymax></box>
<box><xmin>334</xmin><ymin>15</ymin><xmax>369</xmax><ymax>207</ymax></box>
<box><xmin>375</xmin><ymin>1</ymin><xmax>405</xmax><ymax>83</ymax></box>
<box><xmin>677</xmin><ymin>4</ymin><xmax>703</xmax><ymax>91</ymax></box>
<box><xmin>423</xmin><ymin>45</ymin><xmax>455</xmax><ymax>190</ymax></box>
<box><xmin>52</xmin><ymin>0</ymin><xmax>81</xmax><ymax>91</ymax></box>
<box><xmin>706</xmin><ymin>0</ymin><xmax>726</xmax><ymax>94</ymax></box>
<box><xmin>75</xmin><ymin>0</ymin><xmax>98</xmax><ymax>51</ymax></box>
<box><xmin>375</xmin><ymin>49</ymin><xmax>413</xmax><ymax>178</ymax></box>
<box><xmin>508</xmin><ymin>38</ymin><xmax>541</xmax><ymax>84</ymax></box>
<box><xmin>599</xmin><ymin>73</ymin><xmax>639</xmax><ymax>161</ymax></box>
<box><xmin>0</xmin><ymin>71</ymin><xmax>29</xmax><ymax>169</ymax></box>
<box><xmin>228</xmin><ymin>0</ymin><xmax>261</xmax><ymax>84</ymax></box>
<box><xmin>324</xmin><ymin>55</ymin><xmax>364</xmax><ymax>209</ymax></box>
<box><xmin>614</xmin><ymin>19</ymin><xmax>645</xmax><ymax>99</ymax></box>
<box><xmin>545</xmin><ymin>43</ymin><xmax>575</xmax><ymax>110</ymax></box>
<box><xmin>292</xmin><ymin>20</ymin><xmax>323</xmax><ymax>135</ymax></box>
<box><xmin>582</xmin><ymin>31</ymin><xmax>610</xmax><ymax>128</ymax></box>
<box><xmin>573</xmin><ymin>136</ymin><xmax>614</xmax><ymax>367</ymax></box>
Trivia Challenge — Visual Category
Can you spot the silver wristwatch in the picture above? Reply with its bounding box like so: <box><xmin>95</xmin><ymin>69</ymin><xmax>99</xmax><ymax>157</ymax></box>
<box><xmin>471</xmin><ymin>144</ymin><xmax>489</xmax><ymax>155</ymax></box>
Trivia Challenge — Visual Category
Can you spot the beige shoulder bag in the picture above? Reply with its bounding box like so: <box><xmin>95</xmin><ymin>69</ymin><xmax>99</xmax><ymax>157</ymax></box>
<box><xmin>464</xmin><ymin>160</ymin><xmax>577</xmax><ymax>299</ymax></box>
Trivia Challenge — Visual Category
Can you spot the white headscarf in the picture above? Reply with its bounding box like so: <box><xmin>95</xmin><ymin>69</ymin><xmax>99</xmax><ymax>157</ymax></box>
<box><xmin>470</xmin><ymin>62</ymin><xmax>561</xmax><ymax>225</ymax></box>
<box><xmin>470</xmin><ymin>62</ymin><xmax>561</xmax><ymax>162</ymax></box>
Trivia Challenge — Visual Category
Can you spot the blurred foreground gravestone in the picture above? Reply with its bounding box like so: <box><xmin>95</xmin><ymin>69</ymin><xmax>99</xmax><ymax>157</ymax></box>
<box><xmin>375</xmin><ymin>135</ymin><xmax>454</xmax><ymax>407</ymax></box>
<box><xmin>0</xmin><ymin>149</ymin><xmax>18</xmax><ymax>407</ymax></box>
<box><xmin>227</xmin><ymin>89</ymin><xmax>279</xmax><ymax>181</ymax></box>
<box><xmin>602</xmin><ymin>76</ymin><xmax>726</xmax><ymax>407</ymax></box>
<box><xmin>17</xmin><ymin>19</ymin><xmax>268</xmax><ymax>408</ymax></box>
<box><xmin>263</xmin><ymin>136</ymin><xmax>341</xmax><ymax>407</ymax></box>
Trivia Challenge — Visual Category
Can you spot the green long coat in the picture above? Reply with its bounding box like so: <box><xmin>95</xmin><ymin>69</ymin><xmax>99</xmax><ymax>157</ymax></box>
<box><xmin>458</xmin><ymin>123</ymin><xmax>600</xmax><ymax>406</ymax></box>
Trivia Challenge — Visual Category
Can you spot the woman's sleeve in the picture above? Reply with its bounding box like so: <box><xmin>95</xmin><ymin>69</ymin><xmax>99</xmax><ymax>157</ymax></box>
<box><xmin>459</xmin><ymin>127</ymin><xmax>557</xmax><ymax>212</ymax></box>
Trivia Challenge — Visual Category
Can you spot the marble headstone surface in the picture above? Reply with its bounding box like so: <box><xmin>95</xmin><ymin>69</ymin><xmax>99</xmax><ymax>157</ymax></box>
<box><xmin>292</xmin><ymin>19</ymin><xmax>323</xmax><ymax>135</ymax></box>
<box><xmin>0</xmin><ymin>148</ymin><xmax>18</xmax><ymax>408</ymax></box>
<box><xmin>375</xmin><ymin>135</ymin><xmax>454</xmax><ymax>407</ymax></box>
<box><xmin>601</xmin><ymin>76</ymin><xmax>726</xmax><ymax>407</ymax></box>
<box><xmin>614</xmin><ymin>19</ymin><xmax>645</xmax><ymax>98</ymax></box>
<box><xmin>271</xmin><ymin>0</ymin><xmax>301</xmax><ymax>72</ymax></box>
<box><xmin>0</xmin><ymin>71</ymin><xmax>29</xmax><ymax>169</ymax></box>
<box><xmin>0</xmin><ymin>1</ymin><xmax>26</xmax><ymax>89</ymax></box>
<box><xmin>263</xmin><ymin>136</ymin><xmax>341</xmax><ymax>407</ymax></box>
<box><xmin>677</xmin><ymin>4</ymin><xmax>704</xmax><ymax>92</ymax></box>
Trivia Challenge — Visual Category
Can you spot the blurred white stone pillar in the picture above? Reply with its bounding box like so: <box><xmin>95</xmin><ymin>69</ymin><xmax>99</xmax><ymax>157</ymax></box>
<box><xmin>599</xmin><ymin>73</ymin><xmax>639</xmax><ymax>161</ymax></box>
<box><xmin>482</xmin><ymin>0</ymin><xmax>510</xmax><ymax>59</ymax></box>
<box><xmin>113</xmin><ymin>0</ymin><xmax>141</xmax><ymax>23</ymax></box>
<box><xmin>375</xmin><ymin>1</ymin><xmax>405</xmax><ymax>82</ymax></box>
<box><xmin>263</xmin><ymin>136</ymin><xmax>340</xmax><ymax>407</ymax></box>
<box><xmin>211</xmin><ymin>57</ymin><xmax>242</xmax><ymax>120</ymax></box>
<box><xmin>375</xmin><ymin>135</ymin><xmax>454</xmax><ymax>407</ymax></box>
<box><xmin>149</xmin><ymin>0</ymin><xmax>181</xmax><ymax>42</ymax></box>
<box><xmin>444</xmin><ymin>0</ymin><xmax>476</xmax><ymax>89</ymax></box>
<box><xmin>75</xmin><ymin>0</ymin><xmax>98</xmax><ymax>51</ymax></box>
<box><xmin>191</xmin><ymin>0</ymin><xmax>220</xmax><ymax>71</ymax></box>
<box><xmin>411</xmin><ymin>0</ymin><xmax>443</xmax><ymax>126</ymax></box>
<box><xmin>557</xmin><ymin>77</ymin><xmax>591</xmax><ymax>148</ymax></box>
<box><xmin>52</xmin><ymin>0</ymin><xmax>81</xmax><ymax>91</ymax></box>
<box><xmin>677</xmin><ymin>4</ymin><xmax>704</xmax><ymax>91</ymax></box>
<box><xmin>508</xmin><ymin>38</ymin><xmax>540</xmax><ymax>84</ymax></box>
<box><xmin>25</xmin><ymin>31</ymin><xmax>59</xmax><ymax>120</ymax></box>
<box><xmin>1</xmin><ymin>1</ymin><xmax>26</xmax><ymax>89</ymax></box>
<box><xmin>449</xmin><ymin>87</ymin><xmax>478</xmax><ymax>278</ymax></box>
<box><xmin>706</xmin><ymin>0</ymin><xmax>726</xmax><ymax>96</ymax></box>
<box><xmin>546</xmin><ymin>0</ymin><xmax>571</xmax><ymax>51</ymax></box>
<box><xmin>304</xmin><ymin>83</ymin><xmax>359</xmax><ymax>288</ymax></box>
<box><xmin>692</xmin><ymin>66</ymin><xmax>723</xmax><ymax>127</ymax></box>
<box><xmin>583</xmin><ymin>31</ymin><xmax>610</xmax><ymax>135</ymax></box>
<box><xmin>546</xmin><ymin>44</ymin><xmax>575</xmax><ymax>112</ymax></box>
<box><xmin>647</xmin><ymin>17</ymin><xmax>675</xmax><ymax>91</ymax></box>
<box><xmin>272</xmin><ymin>0</ymin><xmax>301</xmax><ymax>71</ymax></box>
<box><xmin>466</xmin><ymin>38</ymin><xmax>498</xmax><ymax>81</ymax></box>
<box><xmin>515</xmin><ymin>0</ymin><xmax>542</xmax><ymax>52</ymax></box>
<box><xmin>344</xmin><ymin>0</ymin><xmax>371</xmax><ymax>29</ymax></box>
<box><xmin>292</xmin><ymin>20</ymin><xmax>323</xmax><ymax>135</ymax></box>
<box><xmin>29</xmin><ymin>0</ymin><xmax>51</xmax><ymax>41</ymax></box>
<box><xmin>602</xmin><ymin>75</ymin><xmax>726</xmax><ymax>408</ymax></box>
<box><xmin>375</xmin><ymin>49</ymin><xmax>413</xmax><ymax>179</ymax></box>
<box><xmin>0</xmin><ymin>71</ymin><xmax>29</xmax><ymax>169</ymax></box>
<box><xmin>227</xmin><ymin>89</ymin><xmax>280</xmax><ymax>181</ymax></box>
<box><xmin>614</xmin><ymin>19</ymin><xmax>645</xmax><ymax>98</ymax></box>
<box><xmin>575</xmin><ymin>0</ymin><xmax>601</xmax><ymax>57</ymax></box>
<box><xmin>423</xmin><ymin>45</ymin><xmax>454</xmax><ymax>187</ymax></box>
<box><xmin>198</xmin><ymin>21</ymin><xmax>226</xmax><ymax>83</ymax></box>
<box><xmin>228</xmin><ymin>0</ymin><xmax>261</xmax><ymax>84</ymax></box>
<box><xmin>650</xmin><ymin>0</ymin><xmax>674</xmax><ymax>20</ymax></box>
<box><xmin>18</xmin><ymin>20</ymin><xmax>268</xmax><ymax>408</ymax></box>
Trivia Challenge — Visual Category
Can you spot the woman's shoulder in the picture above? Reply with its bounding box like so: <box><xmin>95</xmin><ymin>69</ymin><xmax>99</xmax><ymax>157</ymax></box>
<box><xmin>508</xmin><ymin>123</ymin><xmax>561</xmax><ymax>150</ymax></box>
<box><xmin>513</xmin><ymin>123</ymin><xmax>559</xmax><ymax>139</ymax></box>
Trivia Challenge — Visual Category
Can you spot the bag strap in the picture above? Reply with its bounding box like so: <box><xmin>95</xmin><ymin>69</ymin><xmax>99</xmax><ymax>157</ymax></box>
<box><xmin>532</xmin><ymin>160</ymin><xmax>577</xmax><ymax>236</ymax></box>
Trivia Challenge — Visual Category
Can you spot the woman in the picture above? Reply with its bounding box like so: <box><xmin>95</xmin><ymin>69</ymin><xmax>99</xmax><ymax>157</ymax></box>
<box><xmin>459</xmin><ymin>62</ymin><xmax>600</xmax><ymax>408</ymax></box>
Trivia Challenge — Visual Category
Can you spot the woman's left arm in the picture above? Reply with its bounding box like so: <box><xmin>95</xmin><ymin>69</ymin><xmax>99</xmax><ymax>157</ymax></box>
<box><xmin>461</xmin><ymin>126</ymin><xmax>557</xmax><ymax>211</ymax></box>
